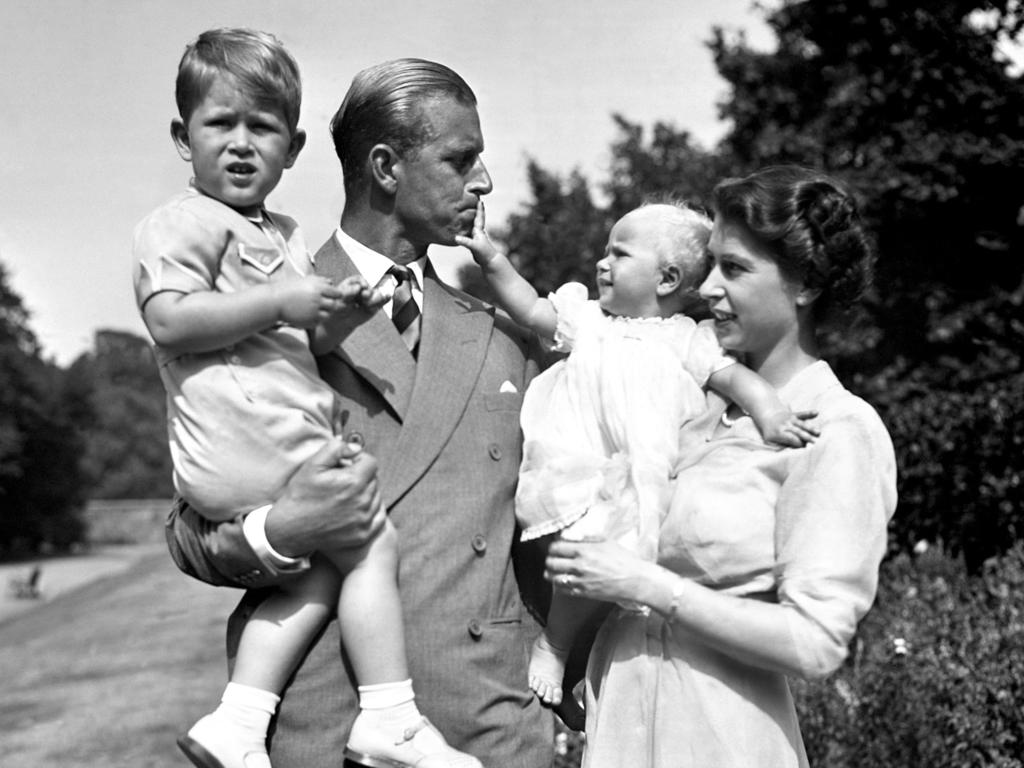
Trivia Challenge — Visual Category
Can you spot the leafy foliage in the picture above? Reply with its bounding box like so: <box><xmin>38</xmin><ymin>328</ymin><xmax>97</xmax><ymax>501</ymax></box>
<box><xmin>793</xmin><ymin>544</ymin><xmax>1024</xmax><ymax>767</ymax></box>
<box><xmin>69</xmin><ymin>330</ymin><xmax>174</xmax><ymax>499</ymax></box>
<box><xmin>0</xmin><ymin>263</ymin><xmax>88</xmax><ymax>552</ymax></box>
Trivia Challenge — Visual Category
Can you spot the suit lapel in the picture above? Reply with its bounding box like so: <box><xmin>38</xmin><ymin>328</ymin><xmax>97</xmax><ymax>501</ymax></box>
<box><xmin>379</xmin><ymin>262</ymin><xmax>494</xmax><ymax>502</ymax></box>
<box><xmin>313</xmin><ymin>236</ymin><xmax>416</xmax><ymax>419</ymax></box>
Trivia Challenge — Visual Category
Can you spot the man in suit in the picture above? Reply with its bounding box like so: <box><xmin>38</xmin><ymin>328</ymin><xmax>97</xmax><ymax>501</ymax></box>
<box><xmin>165</xmin><ymin>58</ymin><xmax>554</xmax><ymax>767</ymax></box>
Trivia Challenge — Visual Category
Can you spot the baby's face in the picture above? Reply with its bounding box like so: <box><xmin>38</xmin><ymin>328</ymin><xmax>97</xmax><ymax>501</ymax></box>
<box><xmin>594</xmin><ymin>209</ymin><xmax>665</xmax><ymax>318</ymax></box>
<box><xmin>172</xmin><ymin>76</ymin><xmax>302</xmax><ymax>216</ymax></box>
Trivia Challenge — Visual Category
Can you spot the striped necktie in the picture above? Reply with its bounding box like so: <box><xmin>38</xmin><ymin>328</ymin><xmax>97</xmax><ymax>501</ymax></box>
<box><xmin>388</xmin><ymin>265</ymin><xmax>420</xmax><ymax>355</ymax></box>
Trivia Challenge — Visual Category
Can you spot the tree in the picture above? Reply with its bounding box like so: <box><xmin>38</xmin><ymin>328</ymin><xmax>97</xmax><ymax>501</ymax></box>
<box><xmin>710</xmin><ymin>0</ymin><xmax>1024</xmax><ymax>355</ymax></box>
<box><xmin>70</xmin><ymin>330</ymin><xmax>174</xmax><ymax>499</ymax></box>
<box><xmin>0</xmin><ymin>262</ymin><xmax>88</xmax><ymax>552</ymax></box>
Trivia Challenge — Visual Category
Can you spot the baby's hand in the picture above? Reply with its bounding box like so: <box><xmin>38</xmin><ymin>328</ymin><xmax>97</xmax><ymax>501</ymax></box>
<box><xmin>334</xmin><ymin>275</ymin><xmax>389</xmax><ymax>314</ymax></box>
<box><xmin>760</xmin><ymin>409</ymin><xmax>819</xmax><ymax>448</ymax></box>
<box><xmin>276</xmin><ymin>275</ymin><xmax>347</xmax><ymax>328</ymax></box>
<box><xmin>454</xmin><ymin>199</ymin><xmax>503</xmax><ymax>266</ymax></box>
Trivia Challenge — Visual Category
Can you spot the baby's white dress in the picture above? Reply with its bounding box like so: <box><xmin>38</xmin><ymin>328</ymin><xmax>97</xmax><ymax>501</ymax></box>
<box><xmin>514</xmin><ymin>282</ymin><xmax>732</xmax><ymax>560</ymax></box>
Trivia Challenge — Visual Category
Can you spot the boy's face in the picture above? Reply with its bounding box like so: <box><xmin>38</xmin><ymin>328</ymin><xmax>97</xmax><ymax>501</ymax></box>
<box><xmin>171</xmin><ymin>76</ymin><xmax>305</xmax><ymax>216</ymax></box>
<box><xmin>594</xmin><ymin>209</ymin><xmax>666</xmax><ymax>318</ymax></box>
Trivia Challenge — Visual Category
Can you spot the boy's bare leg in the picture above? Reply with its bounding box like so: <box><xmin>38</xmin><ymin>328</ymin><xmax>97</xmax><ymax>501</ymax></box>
<box><xmin>180</xmin><ymin>560</ymin><xmax>341</xmax><ymax>768</ymax></box>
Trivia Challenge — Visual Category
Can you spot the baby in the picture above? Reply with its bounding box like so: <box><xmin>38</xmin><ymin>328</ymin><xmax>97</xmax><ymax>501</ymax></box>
<box><xmin>132</xmin><ymin>28</ymin><xmax>479</xmax><ymax>768</ymax></box>
<box><xmin>456</xmin><ymin>201</ymin><xmax>817</xmax><ymax>707</ymax></box>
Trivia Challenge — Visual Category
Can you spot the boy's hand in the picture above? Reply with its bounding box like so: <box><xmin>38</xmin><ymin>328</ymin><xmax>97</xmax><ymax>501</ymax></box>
<box><xmin>760</xmin><ymin>409</ymin><xmax>819</xmax><ymax>448</ymax></box>
<box><xmin>455</xmin><ymin>199</ymin><xmax>503</xmax><ymax>266</ymax></box>
<box><xmin>276</xmin><ymin>275</ymin><xmax>387</xmax><ymax>328</ymax></box>
<box><xmin>275</xmin><ymin>275</ymin><xmax>347</xmax><ymax>328</ymax></box>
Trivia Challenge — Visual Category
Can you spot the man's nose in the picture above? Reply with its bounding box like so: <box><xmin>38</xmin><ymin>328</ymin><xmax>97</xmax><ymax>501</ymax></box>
<box><xmin>467</xmin><ymin>158</ymin><xmax>493</xmax><ymax>196</ymax></box>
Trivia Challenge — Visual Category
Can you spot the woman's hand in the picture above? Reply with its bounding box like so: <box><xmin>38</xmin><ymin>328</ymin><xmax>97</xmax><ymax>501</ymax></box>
<box><xmin>545</xmin><ymin>537</ymin><xmax>666</xmax><ymax>608</ymax></box>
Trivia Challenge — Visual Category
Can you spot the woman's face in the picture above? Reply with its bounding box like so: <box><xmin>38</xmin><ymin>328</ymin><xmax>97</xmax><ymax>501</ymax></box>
<box><xmin>700</xmin><ymin>217</ymin><xmax>806</xmax><ymax>365</ymax></box>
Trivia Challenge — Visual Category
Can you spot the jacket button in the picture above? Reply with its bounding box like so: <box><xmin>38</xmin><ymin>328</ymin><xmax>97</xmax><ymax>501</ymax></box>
<box><xmin>468</xmin><ymin>619</ymin><xmax>483</xmax><ymax>639</ymax></box>
<box><xmin>345</xmin><ymin>431</ymin><xmax>365</xmax><ymax>448</ymax></box>
<box><xmin>471</xmin><ymin>535</ymin><xmax>487</xmax><ymax>555</ymax></box>
<box><xmin>488</xmin><ymin>444</ymin><xmax>502</xmax><ymax>461</ymax></box>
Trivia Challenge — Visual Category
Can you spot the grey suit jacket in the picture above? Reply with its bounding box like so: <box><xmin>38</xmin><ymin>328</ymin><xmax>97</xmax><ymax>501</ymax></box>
<box><xmin>165</xmin><ymin>235</ymin><xmax>554</xmax><ymax>767</ymax></box>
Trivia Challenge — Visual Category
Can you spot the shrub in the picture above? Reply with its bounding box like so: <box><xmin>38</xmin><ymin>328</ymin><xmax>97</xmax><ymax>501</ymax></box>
<box><xmin>794</xmin><ymin>543</ymin><xmax>1024</xmax><ymax>767</ymax></box>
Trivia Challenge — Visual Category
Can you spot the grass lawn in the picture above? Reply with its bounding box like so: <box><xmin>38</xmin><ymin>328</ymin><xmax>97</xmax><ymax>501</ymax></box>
<box><xmin>0</xmin><ymin>549</ymin><xmax>240</xmax><ymax>768</ymax></box>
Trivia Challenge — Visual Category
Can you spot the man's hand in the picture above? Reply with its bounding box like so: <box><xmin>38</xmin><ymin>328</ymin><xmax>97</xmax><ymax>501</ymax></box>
<box><xmin>265</xmin><ymin>437</ymin><xmax>386</xmax><ymax>556</ymax></box>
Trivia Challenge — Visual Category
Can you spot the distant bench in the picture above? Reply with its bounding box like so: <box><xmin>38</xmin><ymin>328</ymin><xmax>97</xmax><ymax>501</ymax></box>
<box><xmin>7</xmin><ymin>565</ymin><xmax>41</xmax><ymax>599</ymax></box>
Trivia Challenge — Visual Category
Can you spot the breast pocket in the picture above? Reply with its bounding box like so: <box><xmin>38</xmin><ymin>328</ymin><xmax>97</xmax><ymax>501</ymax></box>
<box><xmin>238</xmin><ymin>243</ymin><xmax>284</xmax><ymax>278</ymax></box>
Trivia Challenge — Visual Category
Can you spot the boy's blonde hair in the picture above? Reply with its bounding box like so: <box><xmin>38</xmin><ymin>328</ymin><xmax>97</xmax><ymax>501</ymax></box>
<box><xmin>175</xmin><ymin>28</ymin><xmax>302</xmax><ymax>134</ymax></box>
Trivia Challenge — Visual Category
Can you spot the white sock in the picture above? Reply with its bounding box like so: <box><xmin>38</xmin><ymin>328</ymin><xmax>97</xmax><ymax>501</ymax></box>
<box><xmin>356</xmin><ymin>680</ymin><xmax>421</xmax><ymax>730</ymax></box>
<box><xmin>212</xmin><ymin>682</ymin><xmax>280</xmax><ymax>740</ymax></box>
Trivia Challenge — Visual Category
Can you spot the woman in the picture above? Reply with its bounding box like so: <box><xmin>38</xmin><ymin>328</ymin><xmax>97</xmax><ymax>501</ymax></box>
<box><xmin>546</xmin><ymin>166</ymin><xmax>897</xmax><ymax>767</ymax></box>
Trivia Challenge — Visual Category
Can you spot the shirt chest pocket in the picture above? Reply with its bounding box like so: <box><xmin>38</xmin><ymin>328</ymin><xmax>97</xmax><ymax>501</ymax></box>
<box><xmin>238</xmin><ymin>243</ymin><xmax>284</xmax><ymax>278</ymax></box>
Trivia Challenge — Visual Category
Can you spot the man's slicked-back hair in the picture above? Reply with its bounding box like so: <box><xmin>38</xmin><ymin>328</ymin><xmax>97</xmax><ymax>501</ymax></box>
<box><xmin>330</xmin><ymin>58</ymin><xmax>477</xmax><ymax>194</ymax></box>
<box><xmin>175</xmin><ymin>28</ymin><xmax>302</xmax><ymax>134</ymax></box>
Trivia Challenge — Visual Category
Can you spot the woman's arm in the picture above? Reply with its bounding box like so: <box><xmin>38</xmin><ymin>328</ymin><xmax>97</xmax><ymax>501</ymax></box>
<box><xmin>455</xmin><ymin>201</ymin><xmax>557</xmax><ymax>338</ymax></box>
<box><xmin>546</xmin><ymin>405</ymin><xmax>897</xmax><ymax>679</ymax></box>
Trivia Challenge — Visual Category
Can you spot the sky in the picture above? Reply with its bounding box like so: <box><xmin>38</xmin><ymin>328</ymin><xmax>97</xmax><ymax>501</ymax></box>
<box><xmin>0</xmin><ymin>0</ymin><xmax>774</xmax><ymax>365</ymax></box>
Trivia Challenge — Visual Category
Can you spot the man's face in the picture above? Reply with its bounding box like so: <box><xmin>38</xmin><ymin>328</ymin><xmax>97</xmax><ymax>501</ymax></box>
<box><xmin>392</xmin><ymin>96</ymin><xmax>492</xmax><ymax>249</ymax></box>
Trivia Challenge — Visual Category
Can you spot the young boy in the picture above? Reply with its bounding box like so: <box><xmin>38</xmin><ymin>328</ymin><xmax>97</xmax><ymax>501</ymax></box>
<box><xmin>133</xmin><ymin>28</ymin><xmax>480</xmax><ymax>768</ymax></box>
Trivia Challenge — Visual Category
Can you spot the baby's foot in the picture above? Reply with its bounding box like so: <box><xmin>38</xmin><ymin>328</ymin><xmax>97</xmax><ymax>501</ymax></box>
<box><xmin>528</xmin><ymin>633</ymin><xmax>570</xmax><ymax>706</ymax></box>
<box><xmin>177</xmin><ymin>713</ymin><xmax>271</xmax><ymax>768</ymax></box>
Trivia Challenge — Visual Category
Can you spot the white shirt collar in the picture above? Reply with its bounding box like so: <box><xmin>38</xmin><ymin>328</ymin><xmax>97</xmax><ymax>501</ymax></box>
<box><xmin>333</xmin><ymin>226</ymin><xmax>426</xmax><ymax>290</ymax></box>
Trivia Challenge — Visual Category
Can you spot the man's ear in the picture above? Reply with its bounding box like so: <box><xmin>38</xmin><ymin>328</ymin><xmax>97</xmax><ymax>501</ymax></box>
<box><xmin>283</xmin><ymin>129</ymin><xmax>307</xmax><ymax>169</ymax></box>
<box><xmin>170</xmin><ymin>119</ymin><xmax>192</xmax><ymax>162</ymax></box>
<box><xmin>656</xmin><ymin>264</ymin><xmax>684</xmax><ymax>297</ymax></box>
<box><xmin>369</xmin><ymin>143</ymin><xmax>400</xmax><ymax>194</ymax></box>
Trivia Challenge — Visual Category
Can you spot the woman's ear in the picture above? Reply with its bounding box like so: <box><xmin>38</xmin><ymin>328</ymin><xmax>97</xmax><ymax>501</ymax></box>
<box><xmin>656</xmin><ymin>264</ymin><xmax>684</xmax><ymax>297</ymax></box>
<box><xmin>795</xmin><ymin>285</ymin><xmax>822</xmax><ymax>307</ymax></box>
<box><xmin>369</xmin><ymin>143</ymin><xmax>400</xmax><ymax>195</ymax></box>
<box><xmin>170</xmin><ymin>119</ymin><xmax>191</xmax><ymax>162</ymax></box>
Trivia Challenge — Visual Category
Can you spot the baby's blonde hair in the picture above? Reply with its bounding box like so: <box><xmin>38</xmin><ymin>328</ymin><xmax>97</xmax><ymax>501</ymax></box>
<box><xmin>636</xmin><ymin>201</ymin><xmax>712</xmax><ymax>292</ymax></box>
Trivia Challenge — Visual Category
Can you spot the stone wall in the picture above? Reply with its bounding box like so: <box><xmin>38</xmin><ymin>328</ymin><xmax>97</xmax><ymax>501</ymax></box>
<box><xmin>82</xmin><ymin>499</ymin><xmax>171</xmax><ymax>544</ymax></box>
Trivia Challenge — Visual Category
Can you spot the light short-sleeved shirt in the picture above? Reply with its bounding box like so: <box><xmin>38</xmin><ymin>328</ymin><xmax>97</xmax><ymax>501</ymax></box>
<box><xmin>132</xmin><ymin>187</ymin><xmax>339</xmax><ymax>520</ymax></box>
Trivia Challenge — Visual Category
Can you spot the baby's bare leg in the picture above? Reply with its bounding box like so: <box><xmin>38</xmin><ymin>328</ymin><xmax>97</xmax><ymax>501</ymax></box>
<box><xmin>530</xmin><ymin>591</ymin><xmax>602</xmax><ymax>706</ymax></box>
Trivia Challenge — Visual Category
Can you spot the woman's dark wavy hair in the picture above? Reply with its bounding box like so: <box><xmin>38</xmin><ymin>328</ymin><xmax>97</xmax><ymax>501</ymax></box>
<box><xmin>330</xmin><ymin>58</ymin><xmax>476</xmax><ymax>195</ymax></box>
<box><xmin>712</xmin><ymin>165</ymin><xmax>875</xmax><ymax>322</ymax></box>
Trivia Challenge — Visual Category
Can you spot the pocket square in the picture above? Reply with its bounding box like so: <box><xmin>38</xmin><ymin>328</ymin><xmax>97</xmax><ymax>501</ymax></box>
<box><xmin>499</xmin><ymin>380</ymin><xmax>518</xmax><ymax>394</ymax></box>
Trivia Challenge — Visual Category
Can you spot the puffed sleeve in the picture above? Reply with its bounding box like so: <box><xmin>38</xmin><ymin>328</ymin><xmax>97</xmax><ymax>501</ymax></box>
<box><xmin>547</xmin><ymin>282</ymin><xmax>599</xmax><ymax>353</ymax></box>
<box><xmin>774</xmin><ymin>399</ymin><xmax>897</xmax><ymax>678</ymax></box>
<box><xmin>677</xmin><ymin>319</ymin><xmax>736</xmax><ymax>386</ymax></box>
<box><xmin>131</xmin><ymin>202</ymin><xmax>227</xmax><ymax>312</ymax></box>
